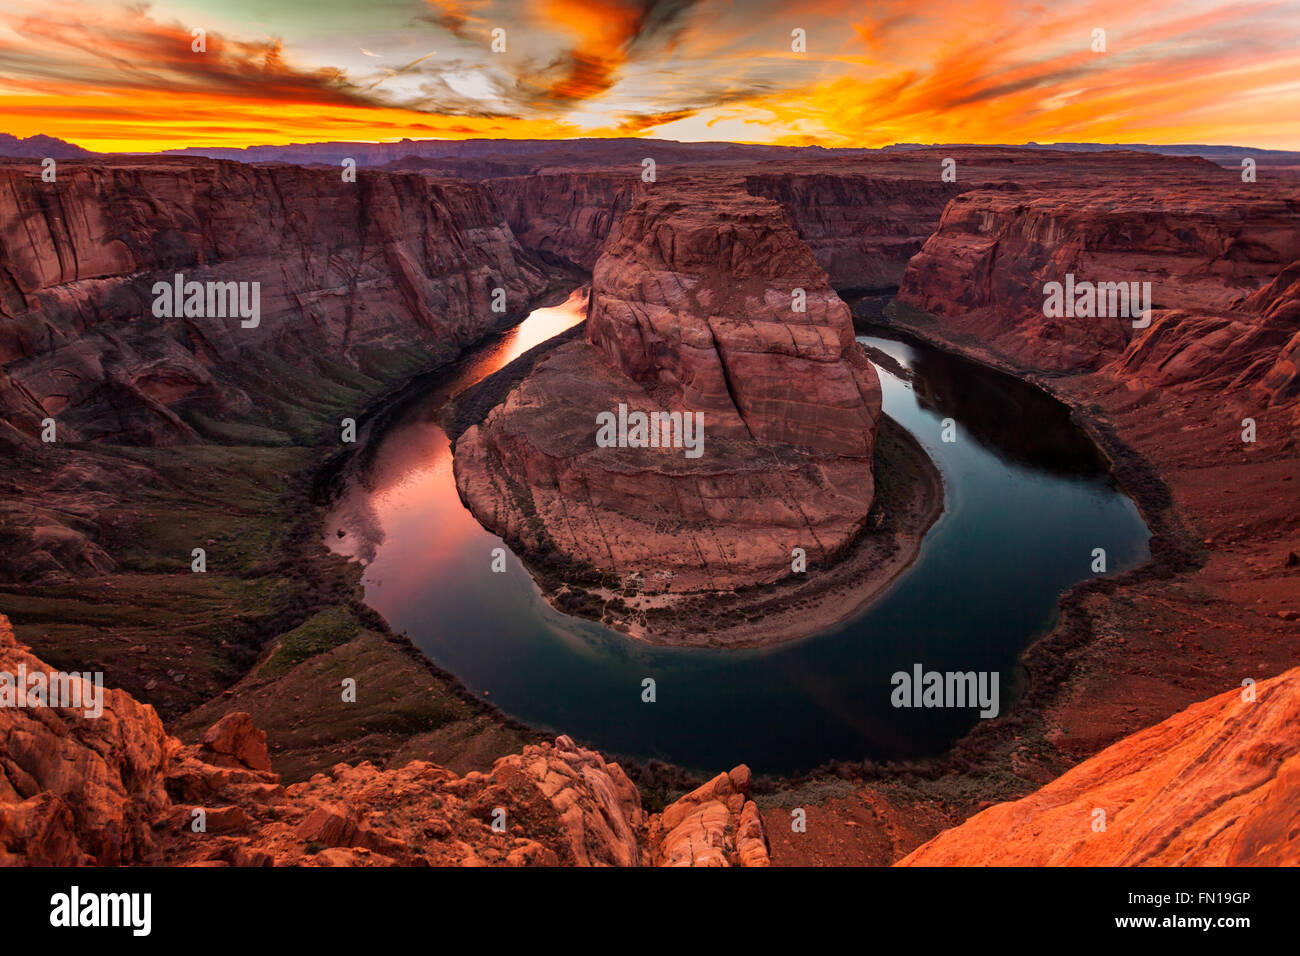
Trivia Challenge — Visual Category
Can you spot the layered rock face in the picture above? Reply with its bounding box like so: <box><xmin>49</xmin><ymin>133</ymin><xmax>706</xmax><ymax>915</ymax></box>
<box><xmin>1</xmin><ymin>158</ymin><xmax>552</xmax><ymax>584</ymax></box>
<box><xmin>486</xmin><ymin>172</ymin><xmax>641</xmax><ymax>269</ymax></box>
<box><xmin>1113</xmin><ymin>258</ymin><xmax>1300</xmax><ymax>423</ymax></box>
<box><xmin>0</xmin><ymin>159</ymin><xmax>549</xmax><ymax>445</ymax></box>
<box><xmin>745</xmin><ymin>173</ymin><xmax>962</xmax><ymax>291</ymax></box>
<box><xmin>896</xmin><ymin>184</ymin><xmax>1300</xmax><ymax>370</ymax></box>
<box><xmin>0</xmin><ymin>613</ymin><xmax>767</xmax><ymax>866</ymax></box>
<box><xmin>587</xmin><ymin>192</ymin><xmax>880</xmax><ymax>456</ymax></box>
<box><xmin>898</xmin><ymin>666</ymin><xmax>1300</xmax><ymax>866</ymax></box>
<box><xmin>1251</xmin><ymin>263</ymin><xmax>1300</xmax><ymax>415</ymax></box>
<box><xmin>454</xmin><ymin>188</ymin><xmax>882</xmax><ymax>597</ymax></box>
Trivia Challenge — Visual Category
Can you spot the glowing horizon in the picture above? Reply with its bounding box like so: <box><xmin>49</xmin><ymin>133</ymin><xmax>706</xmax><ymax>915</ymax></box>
<box><xmin>3</xmin><ymin>0</ymin><xmax>1299</xmax><ymax>153</ymax></box>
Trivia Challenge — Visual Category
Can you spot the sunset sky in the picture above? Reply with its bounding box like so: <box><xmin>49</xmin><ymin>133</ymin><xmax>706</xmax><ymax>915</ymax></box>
<box><xmin>2</xmin><ymin>0</ymin><xmax>1298</xmax><ymax>152</ymax></box>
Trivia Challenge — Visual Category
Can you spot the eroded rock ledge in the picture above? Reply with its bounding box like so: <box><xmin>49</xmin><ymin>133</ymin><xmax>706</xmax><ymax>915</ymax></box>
<box><xmin>898</xmin><ymin>664</ymin><xmax>1300</xmax><ymax>866</ymax></box>
<box><xmin>453</xmin><ymin>186</ymin><xmax>912</xmax><ymax>643</ymax></box>
<box><xmin>0</xmin><ymin>613</ymin><xmax>767</xmax><ymax>867</ymax></box>
<box><xmin>895</xmin><ymin>182</ymin><xmax>1300</xmax><ymax>373</ymax></box>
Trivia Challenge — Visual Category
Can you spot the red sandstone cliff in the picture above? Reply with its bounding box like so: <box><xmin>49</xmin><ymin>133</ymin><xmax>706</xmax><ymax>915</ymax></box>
<box><xmin>898</xmin><ymin>666</ymin><xmax>1300</xmax><ymax>866</ymax></box>
<box><xmin>586</xmin><ymin>191</ymin><xmax>880</xmax><ymax>456</ymax></box>
<box><xmin>745</xmin><ymin>173</ymin><xmax>962</xmax><ymax>291</ymax></box>
<box><xmin>0</xmin><ymin>158</ymin><xmax>549</xmax><ymax>445</ymax></box>
<box><xmin>896</xmin><ymin>183</ymin><xmax>1300</xmax><ymax>370</ymax></box>
<box><xmin>453</xmin><ymin>186</ymin><xmax>882</xmax><ymax>604</ymax></box>
<box><xmin>1114</xmin><ymin>258</ymin><xmax>1300</xmax><ymax>423</ymax></box>
<box><xmin>0</xmin><ymin>158</ymin><xmax>554</xmax><ymax>583</ymax></box>
<box><xmin>486</xmin><ymin>172</ymin><xmax>642</xmax><ymax>269</ymax></box>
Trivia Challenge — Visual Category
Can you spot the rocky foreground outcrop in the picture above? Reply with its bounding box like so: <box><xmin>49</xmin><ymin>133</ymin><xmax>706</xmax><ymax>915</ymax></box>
<box><xmin>649</xmin><ymin>765</ymin><xmax>770</xmax><ymax>867</ymax></box>
<box><xmin>453</xmin><ymin>186</ymin><xmax>882</xmax><ymax>601</ymax></box>
<box><xmin>0</xmin><ymin>614</ymin><xmax>768</xmax><ymax>866</ymax></box>
<box><xmin>0</xmin><ymin>616</ymin><xmax>169</xmax><ymax>865</ymax></box>
<box><xmin>898</xmin><ymin>665</ymin><xmax>1300</xmax><ymax>865</ymax></box>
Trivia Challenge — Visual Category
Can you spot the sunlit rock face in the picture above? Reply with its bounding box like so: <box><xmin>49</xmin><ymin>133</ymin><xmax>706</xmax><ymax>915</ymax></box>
<box><xmin>454</xmin><ymin>186</ymin><xmax>882</xmax><ymax>595</ymax></box>
<box><xmin>586</xmin><ymin>190</ymin><xmax>881</xmax><ymax>458</ymax></box>
<box><xmin>0</xmin><ymin>612</ymin><xmax>772</xmax><ymax>867</ymax></box>
<box><xmin>896</xmin><ymin>183</ymin><xmax>1300</xmax><ymax>371</ymax></box>
<box><xmin>898</xmin><ymin>665</ymin><xmax>1300</xmax><ymax>867</ymax></box>
<box><xmin>1112</xmin><ymin>258</ymin><xmax>1300</xmax><ymax>426</ymax></box>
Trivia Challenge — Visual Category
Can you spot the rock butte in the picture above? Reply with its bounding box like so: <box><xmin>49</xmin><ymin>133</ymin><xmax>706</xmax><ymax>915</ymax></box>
<box><xmin>453</xmin><ymin>185</ymin><xmax>884</xmax><ymax>597</ymax></box>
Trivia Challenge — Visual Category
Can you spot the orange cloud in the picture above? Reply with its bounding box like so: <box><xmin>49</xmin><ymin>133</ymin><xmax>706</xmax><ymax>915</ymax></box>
<box><xmin>422</xmin><ymin>0</ymin><xmax>494</xmax><ymax>38</ymax></box>
<box><xmin>0</xmin><ymin>6</ymin><xmax>376</xmax><ymax>106</ymax></box>
<box><xmin>516</xmin><ymin>0</ymin><xmax>703</xmax><ymax>104</ymax></box>
<box><xmin>729</xmin><ymin>0</ymin><xmax>1300</xmax><ymax>147</ymax></box>
<box><xmin>615</xmin><ymin>107</ymin><xmax>699</xmax><ymax>132</ymax></box>
<box><xmin>3</xmin><ymin>0</ymin><xmax>1298</xmax><ymax>151</ymax></box>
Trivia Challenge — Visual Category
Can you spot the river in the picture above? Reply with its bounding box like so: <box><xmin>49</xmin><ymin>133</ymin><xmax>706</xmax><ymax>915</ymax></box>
<box><xmin>325</xmin><ymin>290</ymin><xmax>1150</xmax><ymax>775</ymax></box>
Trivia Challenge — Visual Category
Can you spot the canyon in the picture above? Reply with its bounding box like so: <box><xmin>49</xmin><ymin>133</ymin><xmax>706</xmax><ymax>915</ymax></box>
<box><xmin>1</xmin><ymin>143</ymin><xmax>1298</xmax><ymax>866</ymax></box>
<box><xmin>0</xmin><ymin>158</ymin><xmax>555</xmax><ymax>591</ymax></box>
<box><xmin>0</xmin><ymin>159</ymin><xmax>550</xmax><ymax>448</ymax></box>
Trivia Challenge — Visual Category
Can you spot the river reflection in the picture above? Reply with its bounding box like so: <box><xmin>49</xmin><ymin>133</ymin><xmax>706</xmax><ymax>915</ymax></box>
<box><xmin>325</xmin><ymin>301</ymin><xmax>1150</xmax><ymax>775</ymax></box>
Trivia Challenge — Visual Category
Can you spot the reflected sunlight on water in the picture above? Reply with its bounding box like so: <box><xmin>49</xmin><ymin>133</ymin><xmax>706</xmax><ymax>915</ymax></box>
<box><xmin>322</xmin><ymin>302</ymin><xmax>1151</xmax><ymax>774</ymax></box>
